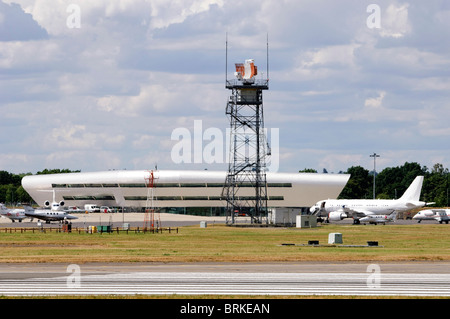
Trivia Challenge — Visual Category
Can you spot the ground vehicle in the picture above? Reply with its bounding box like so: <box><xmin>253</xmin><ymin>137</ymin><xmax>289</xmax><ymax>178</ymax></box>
<box><xmin>84</xmin><ymin>204</ymin><xmax>100</xmax><ymax>213</ymax></box>
<box><xmin>100</xmin><ymin>206</ymin><xmax>112</xmax><ymax>213</ymax></box>
<box><xmin>67</xmin><ymin>206</ymin><xmax>83</xmax><ymax>213</ymax></box>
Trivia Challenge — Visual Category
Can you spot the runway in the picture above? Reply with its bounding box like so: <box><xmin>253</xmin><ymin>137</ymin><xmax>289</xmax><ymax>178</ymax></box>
<box><xmin>1</xmin><ymin>262</ymin><xmax>450</xmax><ymax>297</ymax></box>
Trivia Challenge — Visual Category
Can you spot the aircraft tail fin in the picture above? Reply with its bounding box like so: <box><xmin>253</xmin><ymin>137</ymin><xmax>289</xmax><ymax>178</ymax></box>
<box><xmin>399</xmin><ymin>176</ymin><xmax>424</xmax><ymax>202</ymax></box>
<box><xmin>23</xmin><ymin>205</ymin><xmax>34</xmax><ymax>212</ymax></box>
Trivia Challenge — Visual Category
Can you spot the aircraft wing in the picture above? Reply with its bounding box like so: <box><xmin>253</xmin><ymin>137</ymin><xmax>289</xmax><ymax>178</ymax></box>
<box><xmin>340</xmin><ymin>207</ymin><xmax>373</xmax><ymax>218</ymax></box>
<box><xmin>344</xmin><ymin>207</ymin><xmax>397</xmax><ymax>219</ymax></box>
<box><xmin>25</xmin><ymin>211</ymin><xmax>42</xmax><ymax>219</ymax></box>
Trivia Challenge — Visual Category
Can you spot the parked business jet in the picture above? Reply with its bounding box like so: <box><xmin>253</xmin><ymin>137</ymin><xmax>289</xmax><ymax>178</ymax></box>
<box><xmin>359</xmin><ymin>212</ymin><xmax>397</xmax><ymax>225</ymax></box>
<box><xmin>413</xmin><ymin>209</ymin><xmax>450</xmax><ymax>224</ymax></box>
<box><xmin>24</xmin><ymin>208</ymin><xmax>78</xmax><ymax>224</ymax></box>
<box><xmin>23</xmin><ymin>192</ymin><xmax>78</xmax><ymax>224</ymax></box>
<box><xmin>0</xmin><ymin>203</ymin><xmax>28</xmax><ymax>222</ymax></box>
<box><xmin>310</xmin><ymin>176</ymin><xmax>427</xmax><ymax>224</ymax></box>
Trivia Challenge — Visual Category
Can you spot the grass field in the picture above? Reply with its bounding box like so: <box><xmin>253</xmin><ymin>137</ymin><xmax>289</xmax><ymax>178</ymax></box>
<box><xmin>0</xmin><ymin>223</ymin><xmax>449</xmax><ymax>263</ymax></box>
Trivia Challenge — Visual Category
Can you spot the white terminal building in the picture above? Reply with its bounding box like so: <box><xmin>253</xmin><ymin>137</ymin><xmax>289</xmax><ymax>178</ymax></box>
<box><xmin>22</xmin><ymin>170</ymin><xmax>349</xmax><ymax>218</ymax></box>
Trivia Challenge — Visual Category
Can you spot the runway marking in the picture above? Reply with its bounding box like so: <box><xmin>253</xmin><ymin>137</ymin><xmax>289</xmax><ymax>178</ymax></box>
<box><xmin>1</xmin><ymin>272</ymin><xmax>450</xmax><ymax>296</ymax></box>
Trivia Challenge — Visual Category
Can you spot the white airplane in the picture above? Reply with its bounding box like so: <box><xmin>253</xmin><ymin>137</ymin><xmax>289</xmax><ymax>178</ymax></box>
<box><xmin>23</xmin><ymin>192</ymin><xmax>78</xmax><ymax>224</ymax></box>
<box><xmin>24</xmin><ymin>208</ymin><xmax>78</xmax><ymax>224</ymax></box>
<box><xmin>310</xmin><ymin>176</ymin><xmax>428</xmax><ymax>224</ymax></box>
<box><xmin>0</xmin><ymin>203</ymin><xmax>28</xmax><ymax>222</ymax></box>
<box><xmin>359</xmin><ymin>212</ymin><xmax>397</xmax><ymax>225</ymax></box>
<box><xmin>413</xmin><ymin>209</ymin><xmax>450</xmax><ymax>224</ymax></box>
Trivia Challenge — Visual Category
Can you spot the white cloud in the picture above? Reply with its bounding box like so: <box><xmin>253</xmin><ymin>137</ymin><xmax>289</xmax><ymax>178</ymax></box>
<box><xmin>319</xmin><ymin>153</ymin><xmax>364</xmax><ymax>174</ymax></box>
<box><xmin>0</xmin><ymin>1</ymin><xmax>48</xmax><ymax>41</ymax></box>
<box><xmin>45</xmin><ymin>150</ymin><xmax>123</xmax><ymax>171</ymax></box>
<box><xmin>48</xmin><ymin>125</ymin><xmax>125</xmax><ymax>150</ymax></box>
<box><xmin>0</xmin><ymin>153</ymin><xmax>32</xmax><ymax>173</ymax></box>
<box><xmin>0</xmin><ymin>40</ymin><xmax>61</xmax><ymax>70</ymax></box>
<box><xmin>300</xmin><ymin>44</ymin><xmax>359</xmax><ymax>69</ymax></box>
<box><xmin>364</xmin><ymin>91</ymin><xmax>386</xmax><ymax>109</ymax></box>
<box><xmin>380</xmin><ymin>3</ymin><xmax>411</xmax><ymax>38</ymax></box>
<box><xmin>5</xmin><ymin>0</ymin><xmax>224</xmax><ymax>37</ymax></box>
<box><xmin>1</xmin><ymin>0</ymin><xmax>449</xmax><ymax>174</ymax></box>
<box><xmin>149</xmin><ymin>0</ymin><xmax>224</xmax><ymax>29</ymax></box>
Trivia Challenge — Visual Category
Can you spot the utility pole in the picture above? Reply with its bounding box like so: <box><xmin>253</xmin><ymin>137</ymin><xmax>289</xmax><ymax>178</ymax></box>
<box><xmin>370</xmin><ymin>153</ymin><xmax>380</xmax><ymax>199</ymax></box>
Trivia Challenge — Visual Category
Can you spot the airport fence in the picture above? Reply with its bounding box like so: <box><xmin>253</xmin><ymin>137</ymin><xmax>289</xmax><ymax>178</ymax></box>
<box><xmin>0</xmin><ymin>226</ymin><xmax>178</xmax><ymax>234</ymax></box>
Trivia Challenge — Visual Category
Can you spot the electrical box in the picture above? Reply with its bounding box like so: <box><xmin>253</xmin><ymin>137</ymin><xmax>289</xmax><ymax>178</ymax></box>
<box><xmin>296</xmin><ymin>215</ymin><xmax>317</xmax><ymax>228</ymax></box>
<box><xmin>328</xmin><ymin>233</ymin><xmax>343</xmax><ymax>244</ymax></box>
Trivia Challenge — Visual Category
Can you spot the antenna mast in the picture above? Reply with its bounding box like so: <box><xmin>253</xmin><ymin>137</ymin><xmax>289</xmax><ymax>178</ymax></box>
<box><xmin>225</xmin><ymin>33</ymin><xmax>228</xmax><ymax>87</ymax></box>
<box><xmin>144</xmin><ymin>170</ymin><xmax>160</xmax><ymax>232</ymax></box>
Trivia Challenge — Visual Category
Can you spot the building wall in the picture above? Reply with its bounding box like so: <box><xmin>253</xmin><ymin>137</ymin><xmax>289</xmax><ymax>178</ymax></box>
<box><xmin>22</xmin><ymin>170</ymin><xmax>350</xmax><ymax>212</ymax></box>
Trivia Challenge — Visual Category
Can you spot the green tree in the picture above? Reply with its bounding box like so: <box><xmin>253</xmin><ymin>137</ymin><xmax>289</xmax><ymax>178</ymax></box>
<box><xmin>0</xmin><ymin>169</ymin><xmax>78</xmax><ymax>205</ymax></box>
<box><xmin>37</xmin><ymin>168</ymin><xmax>80</xmax><ymax>175</ymax></box>
<box><xmin>338</xmin><ymin>166</ymin><xmax>371</xmax><ymax>199</ymax></box>
<box><xmin>15</xmin><ymin>185</ymin><xmax>32</xmax><ymax>204</ymax></box>
<box><xmin>299</xmin><ymin>168</ymin><xmax>317</xmax><ymax>173</ymax></box>
<box><xmin>0</xmin><ymin>170</ymin><xmax>20</xmax><ymax>185</ymax></box>
<box><xmin>376</xmin><ymin>162</ymin><xmax>427</xmax><ymax>199</ymax></box>
<box><xmin>0</xmin><ymin>171</ymin><xmax>23</xmax><ymax>205</ymax></box>
<box><xmin>422</xmin><ymin>163</ymin><xmax>449</xmax><ymax>207</ymax></box>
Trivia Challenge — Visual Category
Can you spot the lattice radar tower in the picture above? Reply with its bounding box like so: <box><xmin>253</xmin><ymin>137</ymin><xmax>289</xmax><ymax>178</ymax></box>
<box><xmin>222</xmin><ymin>58</ymin><xmax>270</xmax><ymax>225</ymax></box>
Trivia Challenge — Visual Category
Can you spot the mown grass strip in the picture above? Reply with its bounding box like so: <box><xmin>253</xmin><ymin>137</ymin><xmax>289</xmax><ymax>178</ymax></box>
<box><xmin>0</xmin><ymin>224</ymin><xmax>449</xmax><ymax>263</ymax></box>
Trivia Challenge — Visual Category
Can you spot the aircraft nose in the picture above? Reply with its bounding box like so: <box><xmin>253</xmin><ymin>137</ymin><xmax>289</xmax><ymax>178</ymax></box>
<box><xmin>310</xmin><ymin>205</ymin><xmax>318</xmax><ymax>214</ymax></box>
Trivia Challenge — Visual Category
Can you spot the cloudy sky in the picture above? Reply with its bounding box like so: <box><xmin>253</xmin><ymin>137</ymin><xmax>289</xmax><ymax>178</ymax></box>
<box><xmin>1</xmin><ymin>0</ymin><xmax>449</xmax><ymax>175</ymax></box>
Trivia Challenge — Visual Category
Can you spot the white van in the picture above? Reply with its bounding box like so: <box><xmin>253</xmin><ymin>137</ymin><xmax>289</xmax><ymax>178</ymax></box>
<box><xmin>84</xmin><ymin>204</ymin><xmax>100</xmax><ymax>213</ymax></box>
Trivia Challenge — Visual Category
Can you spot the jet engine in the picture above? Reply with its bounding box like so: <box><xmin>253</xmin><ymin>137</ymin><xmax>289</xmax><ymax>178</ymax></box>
<box><xmin>328</xmin><ymin>211</ymin><xmax>347</xmax><ymax>221</ymax></box>
<box><xmin>44</xmin><ymin>201</ymin><xmax>65</xmax><ymax>209</ymax></box>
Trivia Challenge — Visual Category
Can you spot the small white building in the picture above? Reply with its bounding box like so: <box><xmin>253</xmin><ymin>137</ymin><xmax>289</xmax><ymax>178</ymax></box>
<box><xmin>268</xmin><ymin>208</ymin><xmax>302</xmax><ymax>226</ymax></box>
<box><xmin>296</xmin><ymin>215</ymin><xmax>317</xmax><ymax>228</ymax></box>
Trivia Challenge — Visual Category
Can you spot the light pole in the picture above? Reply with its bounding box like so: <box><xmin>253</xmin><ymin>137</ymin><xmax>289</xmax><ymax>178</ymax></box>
<box><xmin>370</xmin><ymin>153</ymin><xmax>380</xmax><ymax>199</ymax></box>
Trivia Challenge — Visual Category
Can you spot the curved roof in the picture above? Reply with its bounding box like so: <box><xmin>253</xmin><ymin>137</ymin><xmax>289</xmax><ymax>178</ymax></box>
<box><xmin>22</xmin><ymin>170</ymin><xmax>350</xmax><ymax>208</ymax></box>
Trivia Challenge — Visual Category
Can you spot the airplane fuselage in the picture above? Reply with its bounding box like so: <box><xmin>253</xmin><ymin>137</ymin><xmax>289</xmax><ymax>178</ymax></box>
<box><xmin>0</xmin><ymin>204</ymin><xmax>27</xmax><ymax>222</ymax></box>
<box><xmin>4</xmin><ymin>210</ymin><xmax>27</xmax><ymax>221</ymax></box>
<box><xmin>25</xmin><ymin>209</ymin><xmax>78</xmax><ymax>223</ymax></box>
<box><xmin>319</xmin><ymin>199</ymin><xmax>400</xmax><ymax>215</ymax></box>
<box><xmin>310</xmin><ymin>176</ymin><xmax>427</xmax><ymax>223</ymax></box>
<box><xmin>413</xmin><ymin>209</ymin><xmax>450</xmax><ymax>224</ymax></box>
<box><xmin>311</xmin><ymin>198</ymin><xmax>426</xmax><ymax>223</ymax></box>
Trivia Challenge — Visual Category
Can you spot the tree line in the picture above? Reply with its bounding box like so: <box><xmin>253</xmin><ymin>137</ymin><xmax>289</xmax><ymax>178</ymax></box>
<box><xmin>0</xmin><ymin>169</ymin><xmax>79</xmax><ymax>205</ymax></box>
<box><xmin>1</xmin><ymin>163</ymin><xmax>449</xmax><ymax>207</ymax></box>
<box><xmin>301</xmin><ymin>162</ymin><xmax>449</xmax><ymax>207</ymax></box>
